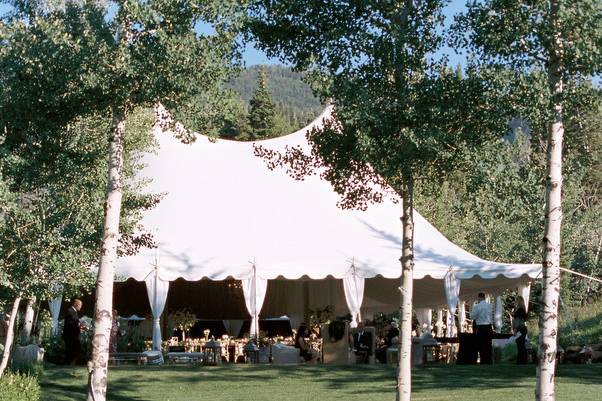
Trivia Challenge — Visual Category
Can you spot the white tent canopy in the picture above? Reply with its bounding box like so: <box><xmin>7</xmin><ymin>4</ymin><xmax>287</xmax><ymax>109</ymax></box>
<box><xmin>116</xmin><ymin>107</ymin><xmax>540</xmax><ymax>342</ymax></box>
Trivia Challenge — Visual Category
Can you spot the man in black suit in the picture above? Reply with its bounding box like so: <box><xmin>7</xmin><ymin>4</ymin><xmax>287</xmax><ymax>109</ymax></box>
<box><xmin>62</xmin><ymin>299</ymin><xmax>83</xmax><ymax>365</ymax></box>
<box><xmin>352</xmin><ymin>322</ymin><xmax>373</xmax><ymax>363</ymax></box>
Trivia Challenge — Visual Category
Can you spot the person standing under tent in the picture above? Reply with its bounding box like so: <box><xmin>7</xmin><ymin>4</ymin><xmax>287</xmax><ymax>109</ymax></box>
<box><xmin>63</xmin><ymin>299</ymin><xmax>84</xmax><ymax>365</ymax></box>
<box><xmin>512</xmin><ymin>296</ymin><xmax>529</xmax><ymax>364</ymax></box>
<box><xmin>471</xmin><ymin>292</ymin><xmax>493</xmax><ymax>364</ymax></box>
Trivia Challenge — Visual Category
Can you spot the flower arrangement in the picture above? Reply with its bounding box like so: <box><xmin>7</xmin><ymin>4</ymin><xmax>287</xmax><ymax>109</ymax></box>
<box><xmin>309</xmin><ymin>305</ymin><xmax>334</xmax><ymax>329</ymax></box>
<box><xmin>169</xmin><ymin>309</ymin><xmax>197</xmax><ymax>341</ymax></box>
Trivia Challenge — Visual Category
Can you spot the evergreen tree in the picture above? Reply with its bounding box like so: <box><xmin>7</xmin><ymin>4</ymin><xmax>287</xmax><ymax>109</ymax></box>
<box><xmin>248</xmin><ymin>67</ymin><xmax>277</xmax><ymax>138</ymax></box>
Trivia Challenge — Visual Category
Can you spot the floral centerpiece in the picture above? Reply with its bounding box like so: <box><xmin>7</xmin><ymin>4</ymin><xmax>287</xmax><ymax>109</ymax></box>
<box><xmin>309</xmin><ymin>305</ymin><xmax>334</xmax><ymax>332</ymax></box>
<box><xmin>169</xmin><ymin>309</ymin><xmax>197</xmax><ymax>341</ymax></box>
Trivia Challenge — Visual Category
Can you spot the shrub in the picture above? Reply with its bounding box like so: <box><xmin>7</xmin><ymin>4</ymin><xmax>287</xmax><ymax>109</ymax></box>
<box><xmin>10</xmin><ymin>358</ymin><xmax>44</xmax><ymax>377</ymax></box>
<box><xmin>0</xmin><ymin>372</ymin><xmax>41</xmax><ymax>401</ymax></box>
<box><xmin>41</xmin><ymin>333</ymin><xmax>65</xmax><ymax>365</ymax></box>
<box><xmin>117</xmin><ymin>331</ymin><xmax>146</xmax><ymax>352</ymax></box>
<box><xmin>558</xmin><ymin>300</ymin><xmax>602</xmax><ymax>348</ymax></box>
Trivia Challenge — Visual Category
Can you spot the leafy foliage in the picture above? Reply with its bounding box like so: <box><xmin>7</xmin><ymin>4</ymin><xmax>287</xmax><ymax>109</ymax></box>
<box><xmin>0</xmin><ymin>372</ymin><xmax>40</xmax><ymax>401</ymax></box>
<box><xmin>0</xmin><ymin>109</ymin><xmax>158</xmax><ymax>301</ymax></box>
<box><xmin>250</xmin><ymin>1</ymin><xmax>507</xmax><ymax>207</ymax></box>
<box><xmin>450</xmin><ymin>1</ymin><xmax>602</xmax><ymax>307</ymax></box>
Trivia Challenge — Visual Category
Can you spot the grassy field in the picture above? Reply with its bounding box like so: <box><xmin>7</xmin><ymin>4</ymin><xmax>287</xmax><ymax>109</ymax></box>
<box><xmin>40</xmin><ymin>363</ymin><xmax>602</xmax><ymax>401</ymax></box>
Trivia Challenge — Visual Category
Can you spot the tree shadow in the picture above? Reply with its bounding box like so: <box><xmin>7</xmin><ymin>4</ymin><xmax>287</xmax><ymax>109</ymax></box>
<box><xmin>40</xmin><ymin>363</ymin><xmax>602</xmax><ymax>401</ymax></box>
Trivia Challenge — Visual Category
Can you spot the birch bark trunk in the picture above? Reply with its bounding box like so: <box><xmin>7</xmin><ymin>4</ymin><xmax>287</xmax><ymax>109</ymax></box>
<box><xmin>536</xmin><ymin>2</ymin><xmax>564</xmax><ymax>399</ymax></box>
<box><xmin>86</xmin><ymin>106</ymin><xmax>126</xmax><ymax>401</ymax></box>
<box><xmin>20</xmin><ymin>297</ymin><xmax>36</xmax><ymax>344</ymax></box>
<box><xmin>0</xmin><ymin>296</ymin><xmax>22</xmax><ymax>377</ymax></box>
<box><xmin>397</xmin><ymin>173</ymin><xmax>414</xmax><ymax>401</ymax></box>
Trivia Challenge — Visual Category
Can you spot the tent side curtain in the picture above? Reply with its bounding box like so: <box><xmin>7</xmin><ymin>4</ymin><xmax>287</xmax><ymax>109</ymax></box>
<box><xmin>242</xmin><ymin>273</ymin><xmax>268</xmax><ymax>337</ymax></box>
<box><xmin>459</xmin><ymin>301</ymin><xmax>467</xmax><ymax>333</ymax></box>
<box><xmin>435</xmin><ymin>309</ymin><xmax>444</xmax><ymax>337</ymax></box>
<box><xmin>494</xmin><ymin>295</ymin><xmax>503</xmax><ymax>332</ymax></box>
<box><xmin>415</xmin><ymin>308</ymin><xmax>432</xmax><ymax>335</ymax></box>
<box><xmin>444</xmin><ymin>270</ymin><xmax>461</xmax><ymax>336</ymax></box>
<box><xmin>49</xmin><ymin>294</ymin><xmax>63</xmax><ymax>335</ymax></box>
<box><xmin>145</xmin><ymin>273</ymin><xmax>169</xmax><ymax>350</ymax></box>
<box><xmin>518</xmin><ymin>282</ymin><xmax>531</xmax><ymax>312</ymax></box>
<box><xmin>343</xmin><ymin>274</ymin><xmax>365</xmax><ymax>328</ymax></box>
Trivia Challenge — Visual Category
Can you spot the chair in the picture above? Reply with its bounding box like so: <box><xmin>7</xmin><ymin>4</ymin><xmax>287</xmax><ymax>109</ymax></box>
<box><xmin>108</xmin><ymin>352</ymin><xmax>148</xmax><ymax>366</ymax></box>
<box><xmin>321</xmin><ymin>322</ymin><xmax>351</xmax><ymax>364</ymax></box>
<box><xmin>166</xmin><ymin>352</ymin><xmax>204</xmax><ymax>365</ymax></box>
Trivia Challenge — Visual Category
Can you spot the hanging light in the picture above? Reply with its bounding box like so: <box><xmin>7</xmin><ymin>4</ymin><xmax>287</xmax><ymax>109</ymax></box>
<box><xmin>226</xmin><ymin>279</ymin><xmax>243</xmax><ymax>290</ymax></box>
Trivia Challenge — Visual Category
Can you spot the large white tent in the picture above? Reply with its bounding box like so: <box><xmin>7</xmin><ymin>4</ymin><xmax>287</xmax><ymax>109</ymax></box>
<box><xmin>113</xmin><ymin>107</ymin><xmax>540</xmax><ymax>348</ymax></box>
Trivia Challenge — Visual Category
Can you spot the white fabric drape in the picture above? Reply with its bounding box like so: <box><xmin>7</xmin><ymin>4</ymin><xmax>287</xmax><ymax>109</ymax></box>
<box><xmin>49</xmin><ymin>294</ymin><xmax>62</xmax><ymax>335</ymax></box>
<box><xmin>145</xmin><ymin>273</ymin><xmax>170</xmax><ymax>350</ymax></box>
<box><xmin>494</xmin><ymin>296</ymin><xmax>503</xmax><ymax>332</ymax></box>
<box><xmin>343</xmin><ymin>272</ymin><xmax>365</xmax><ymax>328</ymax></box>
<box><xmin>518</xmin><ymin>283</ymin><xmax>531</xmax><ymax>312</ymax></box>
<box><xmin>444</xmin><ymin>270</ymin><xmax>461</xmax><ymax>337</ymax></box>
<box><xmin>435</xmin><ymin>309</ymin><xmax>444</xmax><ymax>337</ymax></box>
<box><xmin>415</xmin><ymin>308</ymin><xmax>432</xmax><ymax>335</ymax></box>
<box><xmin>445</xmin><ymin>310</ymin><xmax>452</xmax><ymax>336</ymax></box>
<box><xmin>242</xmin><ymin>268</ymin><xmax>268</xmax><ymax>337</ymax></box>
<box><xmin>459</xmin><ymin>301</ymin><xmax>467</xmax><ymax>333</ymax></box>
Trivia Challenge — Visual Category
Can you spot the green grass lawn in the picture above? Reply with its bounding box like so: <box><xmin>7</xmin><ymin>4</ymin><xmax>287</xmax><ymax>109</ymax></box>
<box><xmin>40</xmin><ymin>363</ymin><xmax>602</xmax><ymax>401</ymax></box>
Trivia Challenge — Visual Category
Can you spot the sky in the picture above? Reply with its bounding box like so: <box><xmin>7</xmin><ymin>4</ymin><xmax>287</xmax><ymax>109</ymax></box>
<box><xmin>0</xmin><ymin>2</ymin><xmax>468</xmax><ymax>67</ymax></box>
<box><xmin>1</xmin><ymin>2</ymin><xmax>597</xmax><ymax>83</ymax></box>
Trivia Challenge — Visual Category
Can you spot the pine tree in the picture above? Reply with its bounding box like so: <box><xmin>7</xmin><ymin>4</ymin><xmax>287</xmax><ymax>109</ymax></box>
<box><xmin>248</xmin><ymin>67</ymin><xmax>277</xmax><ymax>139</ymax></box>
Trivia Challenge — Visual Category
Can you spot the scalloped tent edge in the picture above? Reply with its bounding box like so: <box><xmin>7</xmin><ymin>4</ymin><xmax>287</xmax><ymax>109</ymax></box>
<box><xmin>101</xmin><ymin>105</ymin><xmax>540</xmax><ymax>346</ymax></box>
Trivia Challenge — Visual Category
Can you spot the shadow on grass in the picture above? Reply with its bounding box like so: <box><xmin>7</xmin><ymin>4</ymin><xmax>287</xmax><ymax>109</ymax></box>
<box><xmin>39</xmin><ymin>363</ymin><xmax>602</xmax><ymax>401</ymax></box>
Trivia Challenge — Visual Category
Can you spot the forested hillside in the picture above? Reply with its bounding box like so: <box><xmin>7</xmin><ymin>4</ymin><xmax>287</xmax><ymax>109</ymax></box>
<box><xmin>222</xmin><ymin>65</ymin><xmax>323</xmax><ymax>139</ymax></box>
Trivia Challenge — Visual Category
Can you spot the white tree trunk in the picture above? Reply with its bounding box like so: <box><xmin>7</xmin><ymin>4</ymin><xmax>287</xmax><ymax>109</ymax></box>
<box><xmin>20</xmin><ymin>298</ymin><xmax>36</xmax><ymax>344</ymax></box>
<box><xmin>397</xmin><ymin>174</ymin><xmax>414</xmax><ymax>401</ymax></box>
<box><xmin>86</xmin><ymin>107</ymin><xmax>126</xmax><ymax>401</ymax></box>
<box><xmin>0</xmin><ymin>296</ymin><xmax>22</xmax><ymax>377</ymax></box>
<box><xmin>536</xmin><ymin>3</ymin><xmax>563</xmax><ymax>399</ymax></box>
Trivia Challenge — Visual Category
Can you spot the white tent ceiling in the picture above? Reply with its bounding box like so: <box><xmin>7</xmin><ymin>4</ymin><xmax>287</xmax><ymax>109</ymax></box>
<box><xmin>115</xmin><ymin>106</ymin><xmax>540</xmax><ymax>311</ymax></box>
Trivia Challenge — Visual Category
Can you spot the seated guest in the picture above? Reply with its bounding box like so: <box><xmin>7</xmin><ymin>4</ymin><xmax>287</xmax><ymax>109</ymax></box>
<box><xmin>376</xmin><ymin>321</ymin><xmax>399</xmax><ymax>363</ymax></box>
<box><xmin>295</xmin><ymin>323</ymin><xmax>316</xmax><ymax>362</ymax></box>
<box><xmin>350</xmin><ymin>322</ymin><xmax>372</xmax><ymax>363</ymax></box>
